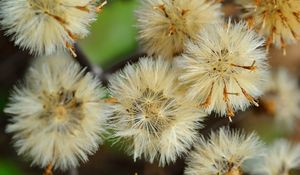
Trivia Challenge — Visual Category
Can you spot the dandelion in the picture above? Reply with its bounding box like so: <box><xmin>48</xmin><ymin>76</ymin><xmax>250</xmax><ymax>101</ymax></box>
<box><xmin>136</xmin><ymin>0</ymin><xmax>222</xmax><ymax>59</ymax></box>
<box><xmin>107</xmin><ymin>57</ymin><xmax>206</xmax><ymax>166</ymax></box>
<box><xmin>0</xmin><ymin>0</ymin><xmax>107</xmax><ymax>57</ymax></box>
<box><xmin>238</xmin><ymin>0</ymin><xmax>300</xmax><ymax>55</ymax></box>
<box><xmin>262</xmin><ymin>68</ymin><xmax>300</xmax><ymax>130</ymax></box>
<box><xmin>185</xmin><ymin>127</ymin><xmax>263</xmax><ymax>175</ymax></box>
<box><xmin>4</xmin><ymin>54</ymin><xmax>107</xmax><ymax>171</ymax></box>
<box><xmin>176</xmin><ymin>21</ymin><xmax>269</xmax><ymax>120</ymax></box>
<box><xmin>249</xmin><ymin>139</ymin><xmax>300</xmax><ymax>175</ymax></box>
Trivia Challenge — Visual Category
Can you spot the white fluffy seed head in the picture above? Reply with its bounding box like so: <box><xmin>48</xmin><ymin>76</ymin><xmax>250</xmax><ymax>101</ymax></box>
<box><xmin>5</xmin><ymin>54</ymin><xmax>107</xmax><ymax>171</ymax></box>
<box><xmin>185</xmin><ymin>127</ymin><xmax>264</xmax><ymax>175</ymax></box>
<box><xmin>108</xmin><ymin>57</ymin><xmax>206</xmax><ymax>166</ymax></box>
<box><xmin>264</xmin><ymin>68</ymin><xmax>300</xmax><ymax>130</ymax></box>
<box><xmin>136</xmin><ymin>0</ymin><xmax>222</xmax><ymax>59</ymax></box>
<box><xmin>0</xmin><ymin>0</ymin><xmax>100</xmax><ymax>56</ymax></box>
<box><xmin>249</xmin><ymin>139</ymin><xmax>300</xmax><ymax>175</ymax></box>
<box><xmin>176</xmin><ymin>21</ymin><xmax>269</xmax><ymax>119</ymax></box>
<box><xmin>238</xmin><ymin>0</ymin><xmax>300</xmax><ymax>54</ymax></box>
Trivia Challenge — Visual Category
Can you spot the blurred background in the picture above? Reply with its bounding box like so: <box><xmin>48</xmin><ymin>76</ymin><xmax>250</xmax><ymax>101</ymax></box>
<box><xmin>1</xmin><ymin>0</ymin><xmax>300</xmax><ymax>174</ymax></box>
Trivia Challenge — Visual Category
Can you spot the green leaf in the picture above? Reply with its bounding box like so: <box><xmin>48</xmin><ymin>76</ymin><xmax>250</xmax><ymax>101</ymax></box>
<box><xmin>0</xmin><ymin>159</ymin><xmax>23</xmax><ymax>175</ymax></box>
<box><xmin>79</xmin><ymin>0</ymin><xmax>139</xmax><ymax>69</ymax></box>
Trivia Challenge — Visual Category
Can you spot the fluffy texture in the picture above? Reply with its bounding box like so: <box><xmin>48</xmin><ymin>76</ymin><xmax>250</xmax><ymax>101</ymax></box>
<box><xmin>263</xmin><ymin>68</ymin><xmax>300</xmax><ymax>130</ymax></box>
<box><xmin>136</xmin><ymin>0</ymin><xmax>222</xmax><ymax>59</ymax></box>
<box><xmin>176</xmin><ymin>21</ymin><xmax>269</xmax><ymax>120</ymax></box>
<box><xmin>0</xmin><ymin>0</ymin><xmax>104</xmax><ymax>56</ymax></box>
<box><xmin>238</xmin><ymin>0</ymin><xmax>300</xmax><ymax>54</ymax></box>
<box><xmin>108</xmin><ymin>57</ymin><xmax>206</xmax><ymax>166</ymax></box>
<box><xmin>249</xmin><ymin>139</ymin><xmax>300</xmax><ymax>175</ymax></box>
<box><xmin>4</xmin><ymin>55</ymin><xmax>107</xmax><ymax>170</ymax></box>
<box><xmin>185</xmin><ymin>127</ymin><xmax>263</xmax><ymax>175</ymax></box>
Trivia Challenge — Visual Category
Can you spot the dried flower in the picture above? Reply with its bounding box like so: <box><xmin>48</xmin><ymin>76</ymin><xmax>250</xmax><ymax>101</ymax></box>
<box><xmin>185</xmin><ymin>127</ymin><xmax>263</xmax><ymax>175</ymax></box>
<box><xmin>176</xmin><ymin>21</ymin><xmax>269</xmax><ymax>120</ymax></box>
<box><xmin>108</xmin><ymin>57</ymin><xmax>206</xmax><ymax>166</ymax></box>
<box><xmin>249</xmin><ymin>139</ymin><xmax>300</xmax><ymax>175</ymax></box>
<box><xmin>4</xmin><ymin>55</ymin><xmax>107</xmax><ymax>170</ymax></box>
<box><xmin>136</xmin><ymin>0</ymin><xmax>222</xmax><ymax>59</ymax></box>
<box><xmin>0</xmin><ymin>0</ymin><xmax>106</xmax><ymax>56</ymax></box>
<box><xmin>262</xmin><ymin>68</ymin><xmax>300</xmax><ymax>130</ymax></box>
<box><xmin>238</xmin><ymin>0</ymin><xmax>300</xmax><ymax>55</ymax></box>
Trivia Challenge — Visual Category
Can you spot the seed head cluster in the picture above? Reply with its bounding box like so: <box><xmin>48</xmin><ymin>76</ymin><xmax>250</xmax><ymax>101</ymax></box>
<box><xmin>0</xmin><ymin>0</ymin><xmax>105</xmax><ymax>56</ymax></box>
<box><xmin>5</xmin><ymin>55</ymin><xmax>107</xmax><ymax>170</ymax></box>
<box><xmin>239</xmin><ymin>0</ymin><xmax>300</xmax><ymax>54</ymax></box>
<box><xmin>136</xmin><ymin>0</ymin><xmax>222</xmax><ymax>59</ymax></box>
<box><xmin>3</xmin><ymin>0</ymin><xmax>296</xmax><ymax>174</ymax></box>
<box><xmin>185</xmin><ymin>127</ymin><xmax>263</xmax><ymax>175</ymax></box>
<box><xmin>249</xmin><ymin>139</ymin><xmax>300</xmax><ymax>175</ymax></box>
<box><xmin>108</xmin><ymin>57</ymin><xmax>206</xmax><ymax>166</ymax></box>
<box><xmin>176</xmin><ymin>21</ymin><xmax>269</xmax><ymax>120</ymax></box>
<box><xmin>263</xmin><ymin>68</ymin><xmax>300</xmax><ymax>130</ymax></box>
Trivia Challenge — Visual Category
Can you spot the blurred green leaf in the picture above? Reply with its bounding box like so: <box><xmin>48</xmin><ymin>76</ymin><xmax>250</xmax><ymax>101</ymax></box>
<box><xmin>0</xmin><ymin>159</ymin><xmax>22</xmax><ymax>175</ymax></box>
<box><xmin>79</xmin><ymin>0</ymin><xmax>139</xmax><ymax>69</ymax></box>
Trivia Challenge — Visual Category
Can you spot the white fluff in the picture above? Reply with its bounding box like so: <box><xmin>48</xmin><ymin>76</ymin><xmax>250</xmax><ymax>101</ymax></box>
<box><xmin>249</xmin><ymin>139</ymin><xmax>300</xmax><ymax>175</ymax></box>
<box><xmin>108</xmin><ymin>57</ymin><xmax>207</xmax><ymax>166</ymax></box>
<box><xmin>136</xmin><ymin>0</ymin><xmax>222</xmax><ymax>59</ymax></box>
<box><xmin>185</xmin><ymin>127</ymin><xmax>264</xmax><ymax>175</ymax></box>
<box><xmin>264</xmin><ymin>68</ymin><xmax>300</xmax><ymax>130</ymax></box>
<box><xmin>5</xmin><ymin>54</ymin><xmax>107</xmax><ymax>170</ymax></box>
<box><xmin>238</xmin><ymin>0</ymin><xmax>300</xmax><ymax>54</ymax></box>
<box><xmin>0</xmin><ymin>0</ymin><xmax>100</xmax><ymax>56</ymax></box>
<box><xmin>176</xmin><ymin>21</ymin><xmax>269</xmax><ymax>119</ymax></box>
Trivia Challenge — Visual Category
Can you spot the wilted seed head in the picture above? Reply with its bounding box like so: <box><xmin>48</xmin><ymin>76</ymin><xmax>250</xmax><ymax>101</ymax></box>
<box><xmin>108</xmin><ymin>57</ymin><xmax>206</xmax><ymax>166</ymax></box>
<box><xmin>249</xmin><ymin>139</ymin><xmax>300</xmax><ymax>175</ymax></box>
<box><xmin>5</xmin><ymin>55</ymin><xmax>107</xmax><ymax>171</ymax></box>
<box><xmin>184</xmin><ymin>127</ymin><xmax>263</xmax><ymax>175</ymax></box>
<box><xmin>136</xmin><ymin>0</ymin><xmax>222</xmax><ymax>59</ymax></box>
<box><xmin>0</xmin><ymin>0</ymin><xmax>106</xmax><ymax>56</ymax></box>
<box><xmin>176</xmin><ymin>21</ymin><xmax>269</xmax><ymax>120</ymax></box>
<box><xmin>262</xmin><ymin>68</ymin><xmax>300</xmax><ymax>130</ymax></box>
<box><xmin>238</xmin><ymin>0</ymin><xmax>300</xmax><ymax>55</ymax></box>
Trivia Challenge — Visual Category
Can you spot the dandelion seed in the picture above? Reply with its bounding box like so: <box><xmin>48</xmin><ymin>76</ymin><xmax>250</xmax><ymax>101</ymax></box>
<box><xmin>176</xmin><ymin>21</ymin><xmax>269</xmax><ymax>120</ymax></box>
<box><xmin>238</xmin><ymin>0</ymin><xmax>300</xmax><ymax>55</ymax></box>
<box><xmin>0</xmin><ymin>0</ymin><xmax>106</xmax><ymax>56</ymax></box>
<box><xmin>184</xmin><ymin>127</ymin><xmax>263</xmax><ymax>175</ymax></box>
<box><xmin>262</xmin><ymin>68</ymin><xmax>300</xmax><ymax>130</ymax></box>
<box><xmin>4</xmin><ymin>54</ymin><xmax>107</xmax><ymax>171</ymax></box>
<box><xmin>248</xmin><ymin>139</ymin><xmax>300</xmax><ymax>175</ymax></box>
<box><xmin>108</xmin><ymin>57</ymin><xmax>206</xmax><ymax>166</ymax></box>
<box><xmin>136</xmin><ymin>0</ymin><xmax>222</xmax><ymax>59</ymax></box>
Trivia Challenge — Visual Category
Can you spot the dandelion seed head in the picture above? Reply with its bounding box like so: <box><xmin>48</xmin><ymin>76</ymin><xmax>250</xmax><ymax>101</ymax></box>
<box><xmin>264</xmin><ymin>68</ymin><xmax>300</xmax><ymax>130</ymax></box>
<box><xmin>176</xmin><ymin>21</ymin><xmax>269</xmax><ymax>119</ymax></box>
<box><xmin>5</xmin><ymin>55</ymin><xmax>107</xmax><ymax>170</ymax></box>
<box><xmin>185</xmin><ymin>127</ymin><xmax>263</xmax><ymax>175</ymax></box>
<box><xmin>238</xmin><ymin>0</ymin><xmax>300</xmax><ymax>53</ymax></box>
<box><xmin>108</xmin><ymin>57</ymin><xmax>206</xmax><ymax>166</ymax></box>
<box><xmin>0</xmin><ymin>0</ymin><xmax>100</xmax><ymax>56</ymax></box>
<box><xmin>249</xmin><ymin>139</ymin><xmax>300</xmax><ymax>175</ymax></box>
<box><xmin>136</xmin><ymin>0</ymin><xmax>222</xmax><ymax>59</ymax></box>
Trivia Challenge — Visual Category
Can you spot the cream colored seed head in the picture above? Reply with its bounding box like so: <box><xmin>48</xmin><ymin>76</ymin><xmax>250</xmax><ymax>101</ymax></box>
<box><xmin>238</xmin><ymin>0</ymin><xmax>300</xmax><ymax>55</ymax></box>
<box><xmin>184</xmin><ymin>127</ymin><xmax>264</xmax><ymax>175</ymax></box>
<box><xmin>5</xmin><ymin>54</ymin><xmax>107</xmax><ymax>171</ymax></box>
<box><xmin>136</xmin><ymin>0</ymin><xmax>222</xmax><ymax>59</ymax></box>
<box><xmin>0</xmin><ymin>0</ymin><xmax>105</xmax><ymax>56</ymax></box>
<box><xmin>263</xmin><ymin>68</ymin><xmax>300</xmax><ymax>130</ymax></box>
<box><xmin>249</xmin><ymin>139</ymin><xmax>300</xmax><ymax>175</ymax></box>
<box><xmin>176</xmin><ymin>21</ymin><xmax>269</xmax><ymax>120</ymax></box>
<box><xmin>108</xmin><ymin>57</ymin><xmax>206</xmax><ymax>166</ymax></box>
